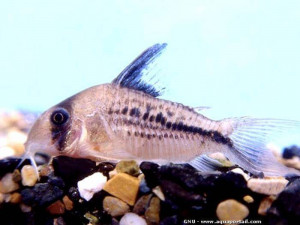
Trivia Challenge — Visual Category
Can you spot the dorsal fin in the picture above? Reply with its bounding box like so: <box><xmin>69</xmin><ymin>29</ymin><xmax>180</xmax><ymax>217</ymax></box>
<box><xmin>112</xmin><ymin>43</ymin><xmax>167</xmax><ymax>97</ymax></box>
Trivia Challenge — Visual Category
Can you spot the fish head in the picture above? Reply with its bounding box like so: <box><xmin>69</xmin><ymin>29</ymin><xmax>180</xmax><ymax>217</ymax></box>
<box><xmin>25</xmin><ymin>96</ymin><xmax>86</xmax><ymax>159</ymax></box>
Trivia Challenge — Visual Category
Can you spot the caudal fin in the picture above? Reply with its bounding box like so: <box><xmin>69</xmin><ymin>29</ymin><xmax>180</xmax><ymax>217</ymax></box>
<box><xmin>226</xmin><ymin>117</ymin><xmax>300</xmax><ymax>176</ymax></box>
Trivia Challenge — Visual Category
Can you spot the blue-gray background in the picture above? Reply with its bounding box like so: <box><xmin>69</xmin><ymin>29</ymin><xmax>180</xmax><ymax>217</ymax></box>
<box><xmin>1</xmin><ymin>1</ymin><xmax>299</xmax><ymax>147</ymax></box>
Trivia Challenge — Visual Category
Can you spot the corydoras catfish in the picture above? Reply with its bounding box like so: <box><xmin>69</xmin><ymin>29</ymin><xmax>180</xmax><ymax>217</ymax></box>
<box><xmin>24</xmin><ymin>43</ymin><xmax>300</xmax><ymax>176</ymax></box>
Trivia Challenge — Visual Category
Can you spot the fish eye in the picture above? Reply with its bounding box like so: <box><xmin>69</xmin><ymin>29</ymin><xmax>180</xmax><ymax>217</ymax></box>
<box><xmin>51</xmin><ymin>109</ymin><xmax>69</xmax><ymax>126</ymax></box>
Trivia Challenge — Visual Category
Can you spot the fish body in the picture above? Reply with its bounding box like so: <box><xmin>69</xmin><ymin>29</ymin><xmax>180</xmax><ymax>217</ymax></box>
<box><xmin>25</xmin><ymin>44</ymin><xmax>300</xmax><ymax>176</ymax></box>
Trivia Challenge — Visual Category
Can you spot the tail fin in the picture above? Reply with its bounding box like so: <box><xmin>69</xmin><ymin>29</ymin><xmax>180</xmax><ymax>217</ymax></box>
<box><xmin>225</xmin><ymin>117</ymin><xmax>300</xmax><ymax>176</ymax></box>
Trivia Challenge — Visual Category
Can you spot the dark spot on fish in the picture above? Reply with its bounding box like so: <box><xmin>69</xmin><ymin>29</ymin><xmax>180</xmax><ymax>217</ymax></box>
<box><xmin>175</xmin><ymin>135</ymin><xmax>178</xmax><ymax>139</ymax></box>
<box><xmin>147</xmin><ymin>134</ymin><xmax>151</xmax><ymax>140</ymax></box>
<box><xmin>167</xmin><ymin>111</ymin><xmax>174</xmax><ymax>117</ymax></box>
<box><xmin>127</xmin><ymin>131</ymin><xmax>131</xmax><ymax>136</ymax></box>
<box><xmin>114</xmin><ymin>109</ymin><xmax>120</xmax><ymax>114</ymax></box>
<box><xmin>122</xmin><ymin>107</ymin><xmax>128</xmax><ymax>115</ymax></box>
<box><xmin>130</xmin><ymin>108</ymin><xmax>141</xmax><ymax>117</ymax></box>
<box><xmin>161</xmin><ymin>117</ymin><xmax>166</xmax><ymax>126</ymax></box>
<box><xmin>152</xmin><ymin>134</ymin><xmax>156</xmax><ymax>138</ymax></box>
<box><xmin>164</xmin><ymin>133</ymin><xmax>168</xmax><ymax>138</ymax></box>
<box><xmin>158</xmin><ymin>135</ymin><xmax>162</xmax><ymax>140</ymax></box>
<box><xmin>166</xmin><ymin>122</ymin><xmax>172</xmax><ymax>129</ymax></box>
<box><xmin>141</xmin><ymin>132</ymin><xmax>144</xmax><ymax>138</ymax></box>
<box><xmin>156</xmin><ymin>112</ymin><xmax>163</xmax><ymax>123</ymax></box>
<box><xmin>180</xmin><ymin>134</ymin><xmax>184</xmax><ymax>138</ymax></box>
<box><xmin>143</xmin><ymin>112</ymin><xmax>149</xmax><ymax>120</ymax></box>
<box><xmin>169</xmin><ymin>133</ymin><xmax>173</xmax><ymax>139</ymax></box>
<box><xmin>177</xmin><ymin>122</ymin><xmax>183</xmax><ymax>131</ymax></box>
<box><xmin>146</xmin><ymin>104</ymin><xmax>152</xmax><ymax>112</ymax></box>
<box><xmin>134</xmin><ymin>131</ymin><xmax>138</xmax><ymax>137</ymax></box>
<box><xmin>182</xmin><ymin>124</ymin><xmax>188</xmax><ymax>132</ymax></box>
<box><xmin>172</xmin><ymin>123</ymin><xmax>177</xmax><ymax>130</ymax></box>
<box><xmin>108</xmin><ymin>108</ymin><xmax>113</xmax><ymax>115</ymax></box>
<box><xmin>149</xmin><ymin>115</ymin><xmax>155</xmax><ymax>122</ymax></box>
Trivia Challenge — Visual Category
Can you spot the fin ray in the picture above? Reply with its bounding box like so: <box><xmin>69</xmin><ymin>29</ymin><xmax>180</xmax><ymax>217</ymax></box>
<box><xmin>112</xmin><ymin>43</ymin><xmax>167</xmax><ymax>97</ymax></box>
<box><xmin>226</xmin><ymin>117</ymin><xmax>300</xmax><ymax>176</ymax></box>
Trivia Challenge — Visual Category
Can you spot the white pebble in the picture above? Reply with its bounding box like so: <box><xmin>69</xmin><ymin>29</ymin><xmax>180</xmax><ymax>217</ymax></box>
<box><xmin>120</xmin><ymin>213</ymin><xmax>147</xmax><ymax>225</ymax></box>
<box><xmin>231</xmin><ymin>168</ymin><xmax>250</xmax><ymax>181</ymax></box>
<box><xmin>77</xmin><ymin>172</ymin><xmax>107</xmax><ymax>201</ymax></box>
<box><xmin>21</xmin><ymin>165</ymin><xmax>38</xmax><ymax>186</ymax></box>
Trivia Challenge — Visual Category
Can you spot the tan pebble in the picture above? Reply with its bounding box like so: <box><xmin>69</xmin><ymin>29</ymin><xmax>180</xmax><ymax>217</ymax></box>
<box><xmin>247</xmin><ymin>177</ymin><xmax>288</xmax><ymax>195</ymax></box>
<box><xmin>133</xmin><ymin>194</ymin><xmax>153</xmax><ymax>215</ymax></box>
<box><xmin>216</xmin><ymin>199</ymin><xmax>249</xmax><ymax>223</ymax></box>
<box><xmin>62</xmin><ymin>195</ymin><xmax>74</xmax><ymax>211</ymax></box>
<box><xmin>210</xmin><ymin>152</ymin><xmax>234</xmax><ymax>167</ymax></box>
<box><xmin>103</xmin><ymin>173</ymin><xmax>140</xmax><ymax>206</ymax></box>
<box><xmin>10</xmin><ymin>192</ymin><xmax>21</xmax><ymax>204</ymax></box>
<box><xmin>39</xmin><ymin>165</ymin><xmax>54</xmax><ymax>177</ymax></box>
<box><xmin>145</xmin><ymin>197</ymin><xmax>160</xmax><ymax>225</ymax></box>
<box><xmin>103</xmin><ymin>196</ymin><xmax>130</xmax><ymax>217</ymax></box>
<box><xmin>109</xmin><ymin>169</ymin><xmax>118</xmax><ymax>179</ymax></box>
<box><xmin>21</xmin><ymin>165</ymin><xmax>38</xmax><ymax>186</ymax></box>
<box><xmin>12</xmin><ymin>169</ymin><xmax>21</xmax><ymax>183</ymax></box>
<box><xmin>47</xmin><ymin>200</ymin><xmax>65</xmax><ymax>215</ymax></box>
<box><xmin>116</xmin><ymin>160</ymin><xmax>140</xmax><ymax>176</ymax></box>
<box><xmin>258</xmin><ymin>196</ymin><xmax>276</xmax><ymax>216</ymax></box>
<box><xmin>281</xmin><ymin>157</ymin><xmax>300</xmax><ymax>170</ymax></box>
<box><xmin>243</xmin><ymin>195</ymin><xmax>254</xmax><ymax>203</ymax></box>
<box><xmin>84</xmin><ymin>212</ymin><xmax>99</xmax><ymax>225</ymax></box>
<box><xmin>20</xmin><ymin>203</ymin><xmax>32</xmax><ymax>212</ymax></box>
<box><xmin>0</xmin><ymin>193</ymin><xmax>4</xmax><ymax>203</ymax></box>
<box><xmin>0</xmin><ymin>173</ymin><xmax>20</xmax><ymax>193</ymax></box>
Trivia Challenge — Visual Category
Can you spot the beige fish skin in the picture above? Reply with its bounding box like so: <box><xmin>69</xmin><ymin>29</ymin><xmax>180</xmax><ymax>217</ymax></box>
<box><xmin>25</xmin><ymin>43</ymin><xmax>300</xmax><ymax>176</ymax></box>
<box><xmin>26</xmin><ymin>84</ymin><xmax>231</xmax><ymax>162</ymax></box>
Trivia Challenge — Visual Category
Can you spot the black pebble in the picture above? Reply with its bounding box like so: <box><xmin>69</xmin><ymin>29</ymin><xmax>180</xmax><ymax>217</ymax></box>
<box><xmin>140</xmin><ymin>161</ymin><xmax>160</xmax><ymax>188</ymax></box>
<box><xmin>159</xmin><ymin>163</ymin><xmax>204</xmax><ymax>191</ymax></box>
<box><xmin>52</xmin><ymin>156</ymin><xmax>96</xmax><ymax>185</ymax></box>
<box><xmin>159</xmin><ymin>215</ymin><xmax>179</xmax><ymax>225</ymax></box>
<box><xmin>213</xmin><ymin>172</ymin><xmax>248</xmax><ymax>200</ymax></box>
<box><xmin>282</xmin><ymin>145</ymin><xmax>300</xmax><ymax>159</ymax></box>
<box><xmin>0</xmin><ymin>157</ymin><xmax>30</xmax><ymax>178</ymax></box>
<box><xmin>269</xmin><ymin>178</ymin><xmax>300</xmax><ymax>221</ymax></box>
<box><xmin>21</xmin><ymin>183</ymin><xmax>64</xmax><ymax>207</ymax></box>
<box><xmin>160</xmin><ymin>180</ymin><xmax>204</xmax><ymax>205</ymax></box>
<box><xmin>96</xmin><ymin>162</ymin><xmax>116</xmax><ymax>178</ymax></box>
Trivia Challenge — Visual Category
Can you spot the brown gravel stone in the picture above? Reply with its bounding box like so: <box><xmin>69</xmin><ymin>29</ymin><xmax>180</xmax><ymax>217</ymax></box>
<box><xmin>10</xmin><ymin>192</ymin><xmax>22</xmax><ymax>204</ymax></box>
<box><xmin>103</xmin><ymin>196</ymin><xmax>130</xmax><ymax>217</ymax></box>
<box><xmin>133</xmin><ymin>194</ymin><xmax>153</xmax><ymax>215</ymax></box>
<box><xmin>62</xmin><ymin>195</ymin><xmax>73</xmax><ymax>211</ymax></box>
<box><xmin>0</xmin><ymin>173</ymin><xmax>20</xmax><ymax>193</ymax></box>
<box><xmin>116</xmin><ymin>160</ymin><xmax>140</xmax><ymax>176</ymax></box>
<box><xmin>145</xmin><ymin>197</ymin><xmax>160</xmax><ymax>225</ymax></box>
<box><xmin>46</xmin><ymin>200</ymin><xmax>65</xmax><ymax>215</ymax></box>
<box><xmin>258</xmin><ymin>196</ymin><xmax>276</xmax><ymax>216</ymax></box>
<box><xmin>103</xmin><ymin>172</ymin><xmax>140</xmax><ymax>206</ymax></box>
<box><xmin>12</xmin><ymin>169</ymin><xmax>21</xmax><ymax>183</ymax></box>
